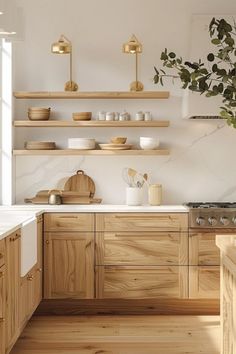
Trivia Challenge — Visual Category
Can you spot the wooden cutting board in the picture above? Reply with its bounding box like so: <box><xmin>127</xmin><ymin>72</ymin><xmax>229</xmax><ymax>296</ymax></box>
<box><xmin>64</xmin><ymin>170</ymin><xmax>95</xmax><ymax>197</ymax></box>
<box><xmin>25</xmin><ymin>196</ymin><xmax>102</xmax><ymax>204</ymax></box>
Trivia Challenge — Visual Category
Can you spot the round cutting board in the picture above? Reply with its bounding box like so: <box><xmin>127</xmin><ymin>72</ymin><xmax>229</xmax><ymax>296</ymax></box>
<box><xmin>64</xmin><ymin>170</ymin><xmax>95</xmax><ymax>197</ymax></box>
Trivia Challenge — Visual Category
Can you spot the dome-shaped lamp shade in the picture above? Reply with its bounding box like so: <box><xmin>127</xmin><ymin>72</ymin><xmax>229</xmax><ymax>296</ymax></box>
<box><xmin>51</xmin><ymin>36</ymin><xmax>71</xmax><ymax>54</ymax></box>
<box><xmin>123</xmin><ymin>34</ymin><xmax>142</xmax><ymax>54</ymax></box>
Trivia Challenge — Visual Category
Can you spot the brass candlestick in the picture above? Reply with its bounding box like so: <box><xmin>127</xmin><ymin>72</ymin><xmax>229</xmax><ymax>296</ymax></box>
<box><xmin>123</xmin><ymin>34</ymin><xmax>144</xmax><ymax>92</ymax></box>
<box><xmin>51</xmin><ymin>35</ymin><xmax>78</xmax><ymax>91</ymax></box>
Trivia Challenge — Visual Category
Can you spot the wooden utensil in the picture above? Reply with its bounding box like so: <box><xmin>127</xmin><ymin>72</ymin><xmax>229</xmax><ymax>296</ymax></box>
<box><xmin>64</xmin><ymin>170</ymin><xmax>95</xmax><ymax>198</ymax></box>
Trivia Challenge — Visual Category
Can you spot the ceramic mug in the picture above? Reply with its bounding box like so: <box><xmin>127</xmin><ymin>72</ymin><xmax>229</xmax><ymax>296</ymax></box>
<box><xmin>98</xmin><ymin>111</ymin><xmax>106</xmax><ymax>120</ymax></box>
<box><xmin>106</xmin><ymin>112</ymin><xmax>115</xmax><ymax>121</ymax></box>
<box><xmin>135</xmin><ymin>111</ymin><xmax>144</xmax><ymax>121</ymax></box>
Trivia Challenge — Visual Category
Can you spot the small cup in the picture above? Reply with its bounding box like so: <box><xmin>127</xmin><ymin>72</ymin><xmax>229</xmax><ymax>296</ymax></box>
<box><xmin>135</xmin><ymin>111</ymin><xmax>144</xmax><ymax>121</ymax></box>
<box><xmin>144</xmin><ymin>111</ymin><xmax>152</xmax><ymax>121</ymax></box>
<box><xmin>98</xmin><ymin>111</ymin><xmax>106</xmax><ymax>120</ymax></box>
<box><xmin>119</xmin><ymin>112</ymin><xmax>128</xmax><ymax>121</ymax></box>
<box><xmin>114</xmin><ymin>112</ymin><xmax>120</xmax><ymax>121</ymax></box>
<box><xmin>106</xmin><ymin>112</ymin><xmax>115</xmax><ymax>121</ymax></box>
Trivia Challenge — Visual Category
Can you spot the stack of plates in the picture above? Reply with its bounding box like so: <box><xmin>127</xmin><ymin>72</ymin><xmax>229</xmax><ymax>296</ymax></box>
<box><xmin>99</xmin><ymin>144</ymin><xmax>132</xmax><ymax>150</ymax></box>
<box><xmin>28</xmin><ymin>107</ymin><xmax>51</xmax><ymax>121</ymax></box>
<box><xmin>72</xmin><ymin>112</ymin><xmax>92</xmax><ymax>121</ymax></box>
<box><xmin>25</xmin><ymin>141</ymin><xmax>56</xmax><ymax>150</ymax></box>
<box><xmin>68</xmin><ymin>138</ymin><xmax>95</xmax><ymax>150</ymax></box>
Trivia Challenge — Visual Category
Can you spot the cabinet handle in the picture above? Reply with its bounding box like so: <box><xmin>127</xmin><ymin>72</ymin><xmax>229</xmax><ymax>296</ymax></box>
<box><xmin>14</xmin><ymin>233</ymin><xmax>21</xmax><ymax>240</ymax></box>
<box><xmin>27</xmin><ymin>275</ymin><xmax>34</xmax><ymax>281</ymax></box>
<box><xmin>45</xmin><ymin>240</ymin><xmax>50</xmax><ymax>245</ymax></box>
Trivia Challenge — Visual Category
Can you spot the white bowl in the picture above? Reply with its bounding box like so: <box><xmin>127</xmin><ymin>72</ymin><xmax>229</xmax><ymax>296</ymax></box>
<box><xmin>140</xmin><ymin>137</ymin><xmax>159</xmax><ymax>150</ymax></box>
<box><xmin>68</xmin><ymin>138</ymin><xmax>96</xmax><ymax>150</ymax></box>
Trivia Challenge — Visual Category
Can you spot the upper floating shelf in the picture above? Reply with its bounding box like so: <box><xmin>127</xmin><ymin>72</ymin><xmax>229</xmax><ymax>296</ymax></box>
<box><xmin>14</xmin><ymin>120</ymin><xmax>170</xmax><ymax>128</ymax></box>
<box><xmin>13</xmin><ymin>91</ymin><xmax>170</xmax><ymax>100</ymax></box>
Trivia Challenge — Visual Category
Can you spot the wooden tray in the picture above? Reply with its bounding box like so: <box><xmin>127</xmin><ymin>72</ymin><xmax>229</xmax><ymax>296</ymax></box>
<box><xmin>64</xmin><ymin>170</ymin><xmax>95</xmax><ymax>197</ymax></box>
<box><xmin>25</xmin><ymin>196</ymin><xmax>102</xmax><ymax>204</ymax></box>
<box><xmin>25</xmin><ymin>141</ymin><xmax>56</xmax><ymax>150</ymax></box>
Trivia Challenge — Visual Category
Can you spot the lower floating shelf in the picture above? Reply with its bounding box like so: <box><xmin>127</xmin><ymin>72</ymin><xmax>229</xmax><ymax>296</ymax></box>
<box><xmin>13</xmin><ymin>149</ymin><xmax>170</xmax><ymax>156</ymax></box>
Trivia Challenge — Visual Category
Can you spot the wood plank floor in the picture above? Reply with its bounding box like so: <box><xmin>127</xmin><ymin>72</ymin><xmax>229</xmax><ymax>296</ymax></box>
<box><xmin>11</xmin><ymin>315</ymin><xmax>220</xmax><ymax>354</ymax></box>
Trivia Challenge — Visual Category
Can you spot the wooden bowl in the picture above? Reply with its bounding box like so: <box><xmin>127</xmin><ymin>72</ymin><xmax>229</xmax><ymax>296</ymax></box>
<box><xmin>28</xmin><ymin>107</ymin><xmax>50</xmax><ymax>121</ymax></box>
<box><xmin>110</xmin><ymin>136</ymin><xmax>127</xmax><ymax>144</ymax></box>
<box><xmin>72</xmin><ymin>112</ymin><xmax>92</xmax><ymax>121</ymax></box>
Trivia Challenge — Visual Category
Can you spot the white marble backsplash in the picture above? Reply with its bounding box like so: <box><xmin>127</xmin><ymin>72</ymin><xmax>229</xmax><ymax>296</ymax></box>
<box><xmin>15</xmin><ymin>117</ymin><xmax>236</xmax><ymax>205</ymax></box>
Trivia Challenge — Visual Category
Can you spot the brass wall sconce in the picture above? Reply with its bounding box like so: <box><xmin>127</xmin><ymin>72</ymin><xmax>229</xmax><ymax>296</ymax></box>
<box><xmin>123</xmin><ymin>34</ymin><xmax>143</xmax><ymax>92</ymax></box>
<box><xmin>51</xmin><ymin>35</ymin><xmax>78</xmax><ymax>91</ymax></box>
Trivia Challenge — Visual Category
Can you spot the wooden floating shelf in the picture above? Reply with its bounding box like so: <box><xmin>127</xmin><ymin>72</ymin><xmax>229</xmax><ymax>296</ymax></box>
<box><xmin>13</xmin><ymin>149</ymin><xmax>170</xmax><ymax>156</ymax></box>
<box><xmin>14</xmin><ymin>120</ymin><xmax>170</xmax><ymax>128</ymax></box>
<box><xmin>13</xmin><ymin>91</ymin><xmax>170</xmax><ymax>100</ymax></box>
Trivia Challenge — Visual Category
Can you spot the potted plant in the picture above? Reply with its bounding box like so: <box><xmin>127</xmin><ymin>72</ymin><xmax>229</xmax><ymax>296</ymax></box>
<box><xmin>153</xmin><ymin>18</ymin><xmax>236</xmax><ymax>127</ymax></box>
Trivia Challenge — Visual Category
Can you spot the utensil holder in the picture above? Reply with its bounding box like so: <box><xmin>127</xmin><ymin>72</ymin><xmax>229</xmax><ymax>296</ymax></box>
<box><xmin>126</xmin><ymin>187</ymin><xmax>143</xmax><ymax>206</ymax></box>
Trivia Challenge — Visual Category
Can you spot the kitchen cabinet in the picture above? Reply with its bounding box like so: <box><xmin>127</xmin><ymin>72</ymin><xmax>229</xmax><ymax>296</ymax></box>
<box><xmin>0</xmin><ymin>239</ymin><xmax>5</xmax><ymax>354</ymax></box>
<box><xmin>5</xmin><ymin>231</ymin><xmax>21</xmax><ymax>353</ymax></box>
<box><xmin>95</xmin><ymin>213</ymin><xmax>188</xmax><ymax>299</ymax></box>
<box><xmin>19</xmin><ymin>216</ymin><xmax>43</xmax><ymax>328</ymax></box>
<box><xmin>44</xmin><ymin>213</ymin><xmax>94</xmax><ymax>299</ymax></box>
<box><xmin>189</xmin><ymin>232</ymin><xmax>221</xmax><ymax>298</ymax></box>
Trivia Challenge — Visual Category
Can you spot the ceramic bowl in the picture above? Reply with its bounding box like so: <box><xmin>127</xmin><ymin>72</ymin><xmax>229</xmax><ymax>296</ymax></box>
<box><xmin>68</xmin><ymin>138</ymin><xmax>96</xmax><ymax>150</ymax></box>
<box><xmin>139</xmin><ymin>137</ymin><xmax>159</xmax><ymax>150</ymax></box>
<box><xmin>110</xmin><ymin>137</ymin><xmax>127</xmax><ymax>144</ymax></box>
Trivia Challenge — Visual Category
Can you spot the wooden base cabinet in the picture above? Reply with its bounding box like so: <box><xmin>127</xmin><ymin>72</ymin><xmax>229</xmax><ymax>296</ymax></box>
<box><xmin>5</xmin><ymin>231</ymin><xmax>21</xmax><ymax>353</ymax></box>
<box><xmin>0</xmin><ymin>266</ymin><xmax>5</xmax><ymax>354</ymax></box>
<box><xmin>44</xmin><ymin>232</ymin><xmax>94</xmax><ymax>299</ymax></box>
<box><xmin>96</xmin><ymin>265</ymin><xmax>188</xmax><ymax>299</ymax></box>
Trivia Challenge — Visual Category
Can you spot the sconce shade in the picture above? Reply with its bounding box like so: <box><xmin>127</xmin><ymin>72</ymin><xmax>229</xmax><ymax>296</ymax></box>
<box><xmin>51</xmin><ymin>35</ymin><xmax>71</xmax><ymax>54</ymax></box>
<box><xmin>123</xmin><ymin>34</ymin><xmax>142</xmax><ymax>54</ymax></box>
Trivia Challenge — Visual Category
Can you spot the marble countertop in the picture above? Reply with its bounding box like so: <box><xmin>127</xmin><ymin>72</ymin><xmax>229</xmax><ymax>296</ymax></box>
<box><xmin>0</xmin><ymin>204</ymin><xmax>189</xmax><ymax>240</ymax></box>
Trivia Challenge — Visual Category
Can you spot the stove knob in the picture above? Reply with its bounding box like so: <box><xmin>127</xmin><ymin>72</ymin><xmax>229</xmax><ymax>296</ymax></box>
<box><xmin>196</xmin><ymin>216</ymin><xmax>205</xmax><ymax>226</ymax></box>
<box><xmin>208</xmin><ymin>217</ymin><xmax>217</xmax><ymax>226</ymax></box>
<box><xmin>220</xmin><ymin>216</ymin><xmax>230</xmax><ymax>226</ymax></box>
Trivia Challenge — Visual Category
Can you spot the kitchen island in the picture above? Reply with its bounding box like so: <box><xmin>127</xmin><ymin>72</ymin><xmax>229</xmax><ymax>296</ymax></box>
<box><xmin>216</xmin><ymin>235</ymin><xmax>236</xmax><ymax>354</ymax></box>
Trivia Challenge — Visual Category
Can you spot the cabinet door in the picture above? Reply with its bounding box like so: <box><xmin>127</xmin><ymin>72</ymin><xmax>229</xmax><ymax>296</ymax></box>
<box><xmin>96</xmin><ymin>232</ymin><xmax>188</xmax><ymax>266</ymax></box>
<box><xmin>0</xmin><ymin>266</ymin><xmax>5</xmax><ymax>354</ymax></box>
<box><xmin>44</xmin><ymin>232</ymin><xmax>94</xmax><ymax>299</ymax></box>
<box><xmin>189</xmin><ymin>232</ymin><xmax>220</xmax><ymax>265</ymax></box>
<box><xmin>5</xmin><ymin>232</ymin><xmax>21</xmax><ymax>351</ymax></box>
<box><xmin>189</xmin><ymin>266</ymin><xmax>220</xmax><ymax>298</ymax></box>
<box><xmin>96</xmin><ymin>266</ymin><xmax>188</xmax><ymax>299</ymax></box>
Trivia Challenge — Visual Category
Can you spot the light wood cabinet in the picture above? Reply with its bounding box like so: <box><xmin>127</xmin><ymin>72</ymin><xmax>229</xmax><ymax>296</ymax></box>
<box><xmin>96</xmin><ymin>213</ymin><xmax>188</xmax><ymax>232</ymax></box>
<box><xmin>0</xmin><ymin>265</ymin><xmax>5</xmax><ymax>354</ymax></box>
<box><xmin>5</xmin><ymin>231</ymin><xmax>21</xmax><ymax>352</ymax></box>
<box><xmin>189</xmin><ymin>232</ymin><xmax>220</xmax><ymax>266</ymax></box>
<box><xmin>189</xmin><ymin>265</ymin><xmax>220</xmax><ymax>299</ymax></box>
<box><xmin>44</xmin><ymin>232</ymin><xmax>94</xmax><ymax>299</ymax></box>
<box><xmin>19</xmin><ymin>216</ymin><xmax>43</xmax><ymax>328</ymax></box>
<box><xmin>95</xmin><ymin>214</ymin><xmax>189</xmax><ymax>299</ymax></box>
<box><xmin>0</xmin><ymin>240</ymin><xmax>4</xmax><ymax>268</ymax></box>
<box><xmin>96</xmin><ymin>265</ymin><xmax>188</xmax><ymax>299</ymax></box>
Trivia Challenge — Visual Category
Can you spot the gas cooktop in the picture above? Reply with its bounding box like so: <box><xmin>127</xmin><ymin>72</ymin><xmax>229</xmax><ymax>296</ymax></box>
<box><xmin>185</xmin><ymin>202</ymin><xmax>236</xmax><ymax>228</ymax></box>
<box><xmin>185</xmin><ymin>202</ymin><xmax>236</xmax><ymax>209</ymax></box>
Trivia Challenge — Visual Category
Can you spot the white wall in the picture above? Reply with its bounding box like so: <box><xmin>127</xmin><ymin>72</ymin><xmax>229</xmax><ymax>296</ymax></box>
<box><xmin>13</xmin><ymin>0</ymin><xmax>236</xmax><ymax>204</ymax></box>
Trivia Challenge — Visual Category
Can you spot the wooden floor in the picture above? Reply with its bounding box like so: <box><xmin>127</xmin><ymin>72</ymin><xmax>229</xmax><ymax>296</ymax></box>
<box><xmin>11</xmin><ymin>315</ymin><xmax>220</xmax><ymax>354</ymax></box>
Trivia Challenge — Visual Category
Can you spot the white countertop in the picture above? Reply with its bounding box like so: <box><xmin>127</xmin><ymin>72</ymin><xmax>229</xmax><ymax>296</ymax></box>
<box><xmin>0</xmin><ymin>204</ymin><xmax>189</xmax><ymax>240</ymax></box>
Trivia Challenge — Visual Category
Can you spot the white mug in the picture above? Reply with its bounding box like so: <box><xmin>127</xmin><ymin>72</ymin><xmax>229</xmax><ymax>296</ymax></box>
<box><xmin>126</xmin><ymin>187</ymin><xmax>143</xmax><ymax>206</ymax></box>
<box><xmin>106</xmin><ymin>112</ymin><xmax>115</xmax><ymax>121</ymax></box>
<box><xmin>98</xmin><ymin>111</ymin><xmax>106</xmax><ymax>120</ymax></box>
<box><xmin>135</xmin><ymin>111</ymin><xmax>144</xmax><ymax>121</ymax></box>
<box><xmin>144</xmin><ymin>111</ymin><xmax>152</xmax><ymax>121</ymax></box>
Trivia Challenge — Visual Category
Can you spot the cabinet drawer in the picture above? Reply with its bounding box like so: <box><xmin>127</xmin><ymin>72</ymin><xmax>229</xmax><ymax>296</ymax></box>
<box><xmin>96</xmin><ymin>213</ymin><xmax>188</xmax><ymax>232</ymax></box>
<box><xmin>44</xmin><ymin>213</ymin><xmax>94</xmax><ymax>232</ymax></box>
<box><xmin>0</xmin><ymin>240</ymin><xmax>4</xmax><ymax>268</ymax></box>
<box><xmin>96</xmin><ymin>232</ymin><xmax>188</xmax><ymax>266</ymax></box>
<box><xmin>189</xmin><ymin>266</ymin><xmax>220</xmax><ymax>299</ymax></box>
<box><xmin>189</xmin><ymin>233</ymin><xmax>220</xmax><ymax>265</ymax></box>
<box><xmin>96</xmin><ymin>265</ymin><xmax>188</xmax><ymax>299</ymax></box>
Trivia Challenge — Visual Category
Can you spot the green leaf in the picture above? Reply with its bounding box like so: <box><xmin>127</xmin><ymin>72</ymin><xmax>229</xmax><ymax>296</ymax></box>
<box><xmin>207</xmin><ymin>53</ymin><xmax>215</xmax><ymax>62</ymax></box>
<box><xmin>211</xmin><ymin>38</ymin><xmax>221</xmax><ymax>45</ymax></box>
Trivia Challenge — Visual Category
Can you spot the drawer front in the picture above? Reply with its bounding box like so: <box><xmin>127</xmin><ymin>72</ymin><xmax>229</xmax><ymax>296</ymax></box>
<box><xmin>96</xmin><ymin>266</ymin><xmax>188</xmax><ymax>299</ymax></box>
<box><xmin>189</xmin><ymin>233</ymin><xmax>220</xmax><ymax>265</ymax></box>
<box><xmin>96</xmin><ymin>232</ymin><xmax>188</xmax><ymax>266</ymax></box>
<box><xmin>0</xmin><ymin>240</ymin><xmax>4</xmax><ymax>268</ymax></box>
<box><xmin>44</xmin><ymin>213</ymin><xmax>94</xmax><ymax>232</ymax></box>
<box><xmin>189</xmin><ymin>266</ymin><xmax>220</xmax><ymax>299</ymax></box>
<box><xmin>96</xmin><ymin>213</ymin><xmax>188</xmax><ymax>232</ymax></box>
